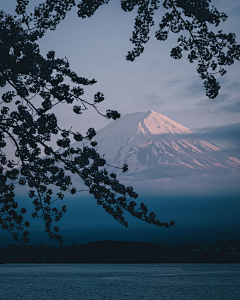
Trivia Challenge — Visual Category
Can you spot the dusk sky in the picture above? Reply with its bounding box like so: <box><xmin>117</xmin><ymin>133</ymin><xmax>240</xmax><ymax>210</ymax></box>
<box><xmin>2</xmin><ymin>1</ymin><xmax>240</xmax><ymax>138</ymax></box>
<box><xmin>1</xmin><ymin>1</ymin><xmax>240</xmax><ymax>246</ymax></box>
<box><xmin>2</xmin><ymin>0</ymin><xmax>240</xmax><ymax>196</ymax></box>
<box><xmin>39</xmin><ymin>0</ymin><xmax>240</xmax><ymax>131</ymax></box>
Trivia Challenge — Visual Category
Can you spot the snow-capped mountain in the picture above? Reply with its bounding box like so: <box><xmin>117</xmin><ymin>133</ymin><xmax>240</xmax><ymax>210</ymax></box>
<box><xmin>76</xmin><ymin>111</ymin><xmax>240</xmax><ymax>179</ymax></box>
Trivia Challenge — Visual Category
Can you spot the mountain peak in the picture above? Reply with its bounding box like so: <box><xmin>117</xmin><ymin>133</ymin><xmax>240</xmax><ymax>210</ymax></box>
<box><xmin>97</xmin><ymin>110</ymin><xmax>193</xmax><ymax>137</ymax></box>
<box><xmin>73</xmin><ymin>110</ymin><xmax>240</xmax><ymax>176</ymax></box>
<box><xmin>138</xmin><ymin>110</ymin><xmax>193</xmax><ymax>135</ymax></box>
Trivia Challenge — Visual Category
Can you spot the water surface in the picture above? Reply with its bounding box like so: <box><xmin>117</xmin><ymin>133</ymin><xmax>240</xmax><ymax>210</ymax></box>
<box><xmin>0</xmin><ymin>263</ymin><xmax>239</xmax><ymax>299</ymax></box>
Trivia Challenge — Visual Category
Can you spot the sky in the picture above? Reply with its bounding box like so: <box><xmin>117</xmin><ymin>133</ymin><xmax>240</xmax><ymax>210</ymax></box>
<box><xmin>1</xmin><ymin>0</ymin><xmax>240</xmax><ymax>189</ymax></box>
<box><xmin>1</xmin><ymin>1</ymin><xmax>240</xmax><ymax>245</ymax></box>
<box><xmin>43</xmin><ymin>0</ymin><xmax>240</xmax><ymax>131</ymax></box>
<box><xmin>1</xmin><ymin>1</ymin><xmax>239</xmax><ymax>186</ymax></box>
<box><xmin>2</xmin><ymin>0</ymin><xmax>240</xmax><ymax>134</ymax></box>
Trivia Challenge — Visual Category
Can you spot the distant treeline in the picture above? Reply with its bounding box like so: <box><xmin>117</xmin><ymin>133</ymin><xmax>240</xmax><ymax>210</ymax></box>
<box><xmin>1</xmin><ymin>240</ymin><xmax>240</xmax><ymax>263</ymax></box>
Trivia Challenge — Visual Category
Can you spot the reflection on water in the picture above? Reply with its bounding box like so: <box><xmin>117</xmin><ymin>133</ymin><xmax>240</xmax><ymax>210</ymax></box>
<box><xmin>0</xmin><ymin>263</ymin><xmax>240</xmax><ymax>300</ymax></box>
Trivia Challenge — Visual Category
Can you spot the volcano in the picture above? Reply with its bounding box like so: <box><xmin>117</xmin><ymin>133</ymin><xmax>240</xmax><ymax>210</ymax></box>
<box><xmin>93</xmin><ymin>111</ymin><xmax>240</xmax><ymax>177</ymax></box>
<box><xmin>74</xmin><ymin>111</ymin><xmax>240</xmax><ymax>179</ymax></box>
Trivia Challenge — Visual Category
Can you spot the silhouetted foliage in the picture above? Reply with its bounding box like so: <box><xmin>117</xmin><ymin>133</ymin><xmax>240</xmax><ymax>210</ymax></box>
<box><xmin>1</xmin><ymin>0</ymin><xmax>239</xmax><ymax>246</ymax></box>
<box><xmin>79</xmin><ymin>0</ymin><xmax>240</xmax><ymax>99</ymax></box>
<box><xmin>0</xmin><ymin>0</ymin><xmax>177</xmax><ymax>246</ymax></box>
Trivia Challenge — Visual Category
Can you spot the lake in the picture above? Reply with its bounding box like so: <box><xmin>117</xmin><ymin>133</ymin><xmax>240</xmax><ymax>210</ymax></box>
<box><xmin>0</xmin><ymin>263</ymin><xmax>240</xmax><ymax>299</ymax></box>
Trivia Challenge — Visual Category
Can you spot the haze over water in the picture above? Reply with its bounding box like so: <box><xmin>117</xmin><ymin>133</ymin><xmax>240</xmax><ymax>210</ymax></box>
<box><xmin>1</xmin><ymin>263</ymin><xmax>240</xmax><ymax>300</ymax></box>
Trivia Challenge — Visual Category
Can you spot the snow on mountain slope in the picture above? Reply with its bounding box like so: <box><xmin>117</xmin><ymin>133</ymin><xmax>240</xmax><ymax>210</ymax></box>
<box><xmin>74</xmin><ymin>111</ymin><xmax>240</xmax><ymax>178</ymax></box>
<box><xmin>139</xmin><ymin>110</ymin><xmax>193</xmax><ymax>135</ymax></box>
<box><xmin>95</xmin><ymin>111</ymin><xmax>193</xmax><ymax>163</ymax></box>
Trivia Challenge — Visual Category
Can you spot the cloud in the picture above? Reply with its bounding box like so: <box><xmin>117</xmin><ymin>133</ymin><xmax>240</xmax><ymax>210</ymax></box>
<box><xmin>120</xmin><ymin>170</ymin><xmax>240</xmax><ymax>197</ymax></box>
<box><xmin>218</xmin><ymin>101</ymin><xmax>240</xmax><ymax>114</ymax></box>
<box><xmin>143</xmin><ymin>93</ymin><xmax>162</xmax><ymax>104</ymax></box>
<box><xmin>187</xmin><ymin>82</ymin><xmax>205</xmax><ymax>96</ymax></box>
<box><xmin>227</xmin><ymin>81</ymin><xmax>240</xmax><ymax>91</ymax></box>
<box><xmin>228</xmin><ymin>4</ymin><xmax>240</xmax><ymax>17</ymax></box>
<box><xmin>165</xmin><ymin>79</ymin><xmax>182</xmax><ymax>86</ymax></box>
<box><xmin>145</xmin><ymin>122</ymin><xmax>240</xmax><ymax>161</ymax></box>
<box><xmin>181</xmin><ymin>122</ymin><xmax>240</xmax><ymax>157</ymax></box>
<box><xmin>116</xmin><ymin>123</ymin><xmax>240</xmax><ymax>197</ymax></box>
<box><xmin>146</xmin><ymin>123</ymin><xmax>240</xmax><ymax>147</ymax></box>
<box><xmin>198</xmin><ymin>93</ymin><xmax>230</xmax><ymax>106</ymax></box>
<box><xmin>192</xmin><ymin>122</ymin><xmax>240</xmax><ymax>141</ymax></box>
